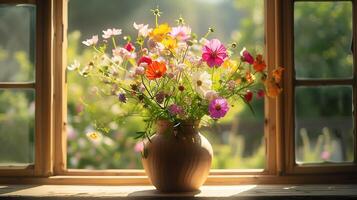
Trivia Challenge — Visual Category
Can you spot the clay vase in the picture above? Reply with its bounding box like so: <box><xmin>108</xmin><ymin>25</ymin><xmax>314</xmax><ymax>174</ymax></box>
<box><xmin>142</xmin><ymin>120</ymin><xmax>213</xmax><ymax>192</ymax></box>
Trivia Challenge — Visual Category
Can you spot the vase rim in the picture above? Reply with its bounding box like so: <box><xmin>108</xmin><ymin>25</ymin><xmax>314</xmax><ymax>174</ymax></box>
<box><xmin>156</xmin><ymin>119</ymin><xmax>200</xmax><ymax>126</ymax></box>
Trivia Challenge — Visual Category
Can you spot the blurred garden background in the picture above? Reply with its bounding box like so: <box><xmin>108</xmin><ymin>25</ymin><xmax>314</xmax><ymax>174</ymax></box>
<box><xmin>0</xmin><ymin>1</ymin><xmax>354</xmax><ymax>168</ymax></box>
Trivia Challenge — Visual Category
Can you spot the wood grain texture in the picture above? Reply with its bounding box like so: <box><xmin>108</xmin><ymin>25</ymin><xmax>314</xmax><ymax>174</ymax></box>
<box><xmin>53</xmin><ymin>0</ymin><xmax>68</xmax><ymax>175</ymax></box>
<box><xmin>34</xmin><ymin>0</ymin><xmax>53</xmax><ymax>177</ymax></box>
<box><xmin>142</xmin><ymin>120</ymin><xmax>213</xmax><ymax>192</ymax></box>
<box><xmin>0</xmin><ymin>185</ymin><xmax>357</xmax><ymax>199</ymax></box>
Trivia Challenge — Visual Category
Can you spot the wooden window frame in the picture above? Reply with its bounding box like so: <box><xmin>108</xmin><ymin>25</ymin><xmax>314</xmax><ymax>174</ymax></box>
<box><xmin>282</xmin><ymin>0</ymin><xmax>357</xmax><ymax>175</ymax></box>
<box><xmin>1</xmin><ymin>0</ymin><xmax>357</xmax><ymax>185</ymax></box>
<box><xmin>0</xmin><ymin>0</ymin><xmax>52</xmax><ymax>177</ymax></box>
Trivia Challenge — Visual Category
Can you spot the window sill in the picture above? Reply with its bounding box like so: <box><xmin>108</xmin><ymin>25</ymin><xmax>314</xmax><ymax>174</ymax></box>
<box><xmin>1</xmin><ymin>185</ymin><xmax>356</xmax><ymax>199</ymax></box>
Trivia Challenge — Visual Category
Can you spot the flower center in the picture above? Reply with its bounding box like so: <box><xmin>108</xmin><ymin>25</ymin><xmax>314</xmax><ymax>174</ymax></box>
<box><xmin>211</xmin><ymin>51</ymin><xmax>218</xmax><ymax>58</ymax></box>
<box><xmin>215</xmin><ymin>104</ymin><xmax>221</xmax><ymax>111</ymax></box>
<box><xmin>196</xmin><ymin>80</ymin><xmax>202</xmax><ymax>86</ymax></box>
<box><xmin>155</xmin><ymin>70</ymin><xmax>161</xmax><ymax>75</ymax></box>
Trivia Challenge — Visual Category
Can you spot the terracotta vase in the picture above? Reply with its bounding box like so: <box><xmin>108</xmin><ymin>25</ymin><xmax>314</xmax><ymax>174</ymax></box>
<box><xmin>142</xmin><ymin>120</ymin><xmax>213</xmax><ymax>192</ymax></box>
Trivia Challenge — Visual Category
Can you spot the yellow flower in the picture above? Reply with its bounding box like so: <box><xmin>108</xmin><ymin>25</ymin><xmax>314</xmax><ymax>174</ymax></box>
<box><xmin>162</xmin><ymin>36</ymin><xmax>177</xmax><ymax>51</ymax></box>
<box><xmin>223</xmin><ymin>59</ymin><xmax>237</xmax><ymax>69</ymax></box>
<box><xmin>86</xmin><ymin>132</ymin><xmax>102</xmax><ymax>141</ymax></box>
<box><xmin>149</xmin><ymin>23</ymin><xmax>171</xmax><ymax>42</ymax></box>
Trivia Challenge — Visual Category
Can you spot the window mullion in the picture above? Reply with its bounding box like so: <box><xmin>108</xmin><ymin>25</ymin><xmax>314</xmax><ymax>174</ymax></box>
<box><xmin>34</xmin><ymin>0</ymin><xmax>53</xmax><ymax>177</ymax></box>
<box><xmin>352</xmin><ymin>0</ymin><xmax>357</xmax><ymax>165</ymax></box>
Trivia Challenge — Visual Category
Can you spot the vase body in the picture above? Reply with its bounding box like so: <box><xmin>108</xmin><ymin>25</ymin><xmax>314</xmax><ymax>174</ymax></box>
<box><xmin>142</xmin><ymin>120</ymin><xmax>213</xmax><ymax>192</ymax></box>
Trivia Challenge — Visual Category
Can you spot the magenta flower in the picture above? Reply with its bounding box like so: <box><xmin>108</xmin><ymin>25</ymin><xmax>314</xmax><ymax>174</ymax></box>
<box><xmin>209</xmin><ymin>98</ymin><xmax>229</xmax><ymax>119</ymax></box>
<box><xmin>202</xmin><ymin>39</ymin><xmax>227</xmax><ymax>68</ymax></box>
<box><xmin>240</xmin><ymin>47</ymin><xmax>254</xmax><ymax>64</ymax></box>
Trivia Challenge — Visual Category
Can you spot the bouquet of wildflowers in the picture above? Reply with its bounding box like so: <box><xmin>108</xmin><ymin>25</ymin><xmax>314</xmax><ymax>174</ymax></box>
<box><xmin>68</xmin><ymin>8</ymin><xmax>283</xmax><ymax>141</ymax></box>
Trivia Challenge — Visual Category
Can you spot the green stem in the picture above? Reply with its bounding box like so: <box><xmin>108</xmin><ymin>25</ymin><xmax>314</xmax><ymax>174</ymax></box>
<box><xmin>112</xmin><ymin>37</ymin><xmax>117</xmax><ymax>49</ymax></box>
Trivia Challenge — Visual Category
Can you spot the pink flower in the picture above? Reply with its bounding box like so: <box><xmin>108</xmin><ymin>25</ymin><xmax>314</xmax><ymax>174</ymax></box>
<box><xmin>171</xmin><ymin>26</ymin><xmax>191</xmax><ymax>41</ymax></box>
<box><xmin>205</xmin><ymin>90</ymin><xmax>219</xmax><ymax>101</ymax></box>
<box><xmin>135</xmin><ymin>66</ymin><xmax>145</xmax><ymax>75</ymax></box>
<box><xmin>321</xmin><ymin>150</ymin><xmax>331</xmax><ymax>160</ymax></box>
<box><xmin>240</xmin><ymin>47</ymin><xmax>254</xmax><ymax>64</ymax></box>
<box><xmin>102</xmin><ymin>28</ymin><xmax>122</xmax><ymax>39</ymax></box>
<box><xmin>168</xmin><ymin>104</ymin><xmax>184</xmax><ymax>116</ymax></box>
<box><xmin>202</xmin><ymin>39</ymin><xmax>227</xmax><ymax>67</ymax></box>
<box><xmin>112</xmin><ymin>47</ymin><xmax>136</xmax><ymax>60</ymax></box>
<box><xmin>209</xmin><ymin>98</ymin><xmax>229</xmax><ymax>119</ymax></box>
<box><xmin>134</xmin><ymin>141</ymin><xmax>144</xmax><ymax>153</ymax></box>
<box><xmin>82</xmin><ymin>35</ymin><xmax>98</xmax><ymax>46</ymax></box>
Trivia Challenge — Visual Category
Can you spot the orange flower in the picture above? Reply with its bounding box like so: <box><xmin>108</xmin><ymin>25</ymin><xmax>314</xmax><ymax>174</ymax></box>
<box><xmin>145</xmin><ymin>61</ymin><xmax>167</xmax><ymax>80</ymax></box>
<box><xmin>245</xmin><ymin>71</ymin><xmax>255</xmax><ymax>83</ymax></box>
<box><xmin>265</xmin><ymin>80</ymin><xmax>282</xmax><ymax>97</ymax></box>
<box><xmin>253</xmin><ymin>54</ymin><xmax>267</xmax><ymax>72</ymax></box>
<box><xmin>272</xmin><ymin>67</ymin><xmax>284</xmax><ymax>82</ymax></box>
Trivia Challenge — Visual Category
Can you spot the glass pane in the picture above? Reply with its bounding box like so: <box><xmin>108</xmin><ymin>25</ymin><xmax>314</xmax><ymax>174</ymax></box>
<box><xmin>0</xmin><ymin>5</ymin><xmax>36</xmax><ymax>82</ymax></box>
<box><xmin>295</xmin><ymin>86</ymin><xmax>354</xmax><ymax>164</ymax></box>
<box><xmin>294</xmin><ymin>2</ymin><xmax>353</xmax><ymax>79</ymax></box>
<box><xmin>67</xmin><ymin>0</ymin><xmax>264</xmax><ymax>169</ymax></box>
<box><xmin>0</xmin><ymin>89</ymin><xmax>35</xmax><ymax>165</ymax></box>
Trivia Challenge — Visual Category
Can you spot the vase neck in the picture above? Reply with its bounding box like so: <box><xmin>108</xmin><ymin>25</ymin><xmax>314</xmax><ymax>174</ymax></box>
<box><xmin>156</xmin><ymin>120</ymin><xmax>199</xmax><ymax>135</ymax></box>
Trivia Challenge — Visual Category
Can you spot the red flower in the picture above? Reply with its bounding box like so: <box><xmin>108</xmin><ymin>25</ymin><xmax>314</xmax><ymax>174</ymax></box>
<box><xmin>257</xmin><ymin>89</ymin><xmax>265</xmax><ymax>99</ymax></box>
<box><xmin>138</xmin><ymin>56</ymin><xmax>152</xmax><ymax>66</ymax></box>
<box><xmin>253</xmin><ymin>54</ymin><xmax>267</xmax><ymax>72</ymax></box>
<box><xmin>145</xmin><ymin>61</ymin><xmax>167</xmax><ymax>80</ymax></box>
<box><xmin>124</xmin><ymin>42</ymin><xmax>135</xmax><ymax>52</ymax></box>
<box><xmin>244</xmin><ymin>90</ymin><xmax>253</xmax><ymax>102</ymax></box>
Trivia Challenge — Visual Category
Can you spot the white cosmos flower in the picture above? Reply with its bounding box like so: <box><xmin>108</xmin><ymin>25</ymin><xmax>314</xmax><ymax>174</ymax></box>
<box><xmin>82</xmin><ymin>35</ymin><xmax>98</xmax><ymax>46</ymax></box>
<box><xmin>67</xmin><ymin>60</ymin><xmax>80</xmax><ymax>71</ymax></box>
<box><xmin>102</xmin><ymin>28</ymin><xmax>122</xmax><ymax>39</ymax></box>
<box><xmin>191</xmin><ymin>71</ymin><xmax>212</xmax><ymax>97</ymax></box>
<box><xmin>133</xmin><ymin>22</ymin><xmax>152</xmax><ymax>37</ymax></box>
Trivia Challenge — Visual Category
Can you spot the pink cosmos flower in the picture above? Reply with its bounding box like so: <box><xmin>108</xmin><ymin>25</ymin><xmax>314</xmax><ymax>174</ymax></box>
<box><xmin>202</xmin><ymin>39</ymin><xmax>227</xmax><ymax>67</ymax></box>
<box><xmin>134</xmin><ymin>141</ymin><xmax>144</xmax><ymax>153</ymax></box>
<box><xmin>82</xmin><ymin>35</ymin><xmax>98</xmax><ymax>46</ymax></box>
<box><xmin>240</xmin><ymin>47</ymin><xmax>254</xmax><ymax>64</ymax></box>
<box><xmin>102</xmin><ymin>28</ymin><xmax>122</xmax><ymax>39</ymax></box>
<box><xmin>112</xmin><ymin>47</ymin><xmax>136</xmax><ymax>60</ymax></box>
<box><xmin>171</xmin><ymin>26</ymin><xmax>191</xmax><ymax>41</ymax></box>
<box><xmin>209</xmin><ymin>98</ymin><xmax>229</xmax><ymax>119</ymax></box>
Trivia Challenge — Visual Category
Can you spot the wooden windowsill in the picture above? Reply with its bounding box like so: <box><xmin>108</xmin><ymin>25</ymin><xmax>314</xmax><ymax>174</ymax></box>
<box><xmin>0</xmin><ymin>185</ymin><xmax>357</xmax><ymax>199</ymax></box>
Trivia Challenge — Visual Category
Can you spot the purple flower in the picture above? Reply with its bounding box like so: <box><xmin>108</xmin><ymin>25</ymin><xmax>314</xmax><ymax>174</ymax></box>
<box><xmin>240</xmin><ymin>47</ymin><xmax>254</xmax><ymax>65</ymax></box>
<box><xmin>209</xmin><ymin>98</ymin><xmax>229</xmax><ymax>119</ymax></box>
<box><xmin>118</xmin><ymin>93</ymin><xmax>127</xmax><ymax>103</ymax></box>
<box><xmin>155</xmin><ymin>91</ymin><xmax>166</xmax><ymax>104</ymax></box>
<box><xmin>202</xmin><ymin>39</ymin><xmax>227</xmax><ymax>68</ymax></box>
<box><xmin>168</xmin><ymin>104</ymin><xmax>184</xmax><ymax>116</ymax></box>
